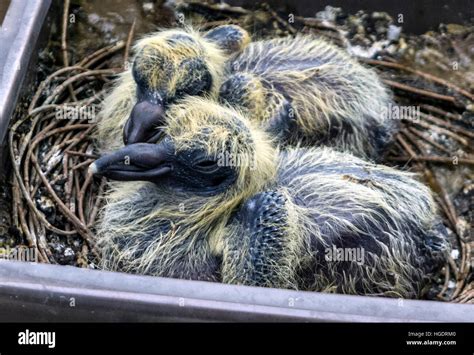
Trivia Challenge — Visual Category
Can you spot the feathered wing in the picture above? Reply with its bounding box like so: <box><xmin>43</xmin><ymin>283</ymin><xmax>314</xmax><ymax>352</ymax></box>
<box><xmin>220</xmin><ymin>147</ymin><xmax>448</xmax><ymax>297</ymax></box>
<box><xmin>277</xmin><ymin>147</ymin><xmax>449</xmax><ymax>298</ymax></box>
<box><xmin>221</xmin><ymin>36</ymin><xmax>397</xmax><ymax>159</ymax></box>
<box><xmin>221</xmin><ymin>189</ymin><xmax>308</xmax><ymax>289</ymax></box>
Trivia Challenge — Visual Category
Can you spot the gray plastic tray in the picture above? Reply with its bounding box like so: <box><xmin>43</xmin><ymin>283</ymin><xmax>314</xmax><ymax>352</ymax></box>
<box><xmin>0</xmin><ymin>0</ymin><xmax>472</xmax><ymax>323</ymax></box>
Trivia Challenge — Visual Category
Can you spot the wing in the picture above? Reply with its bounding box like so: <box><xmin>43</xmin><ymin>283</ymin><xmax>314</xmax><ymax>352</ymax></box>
<box><xmin>221</xmin><ymin>189</ymin><xmax>304</xmax><ymax>289</ymax></box>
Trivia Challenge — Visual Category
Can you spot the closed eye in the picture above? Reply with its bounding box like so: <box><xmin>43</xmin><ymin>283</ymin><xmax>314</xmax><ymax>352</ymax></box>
<box><xmin>194</xmin><ymin>160</ymin><xmax>219</xmax><ymax>172</ymax></box>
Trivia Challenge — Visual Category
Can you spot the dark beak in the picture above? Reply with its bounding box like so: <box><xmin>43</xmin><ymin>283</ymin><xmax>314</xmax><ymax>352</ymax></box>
<box><xmin>89</xmin><ymin>142</ymin><xmax>174</xmax><ymax>183</ymax></box>
<box><xmin>123</xmin><ymin>100</ymin><xmax>166</xmax><ymax>145</ymax></box>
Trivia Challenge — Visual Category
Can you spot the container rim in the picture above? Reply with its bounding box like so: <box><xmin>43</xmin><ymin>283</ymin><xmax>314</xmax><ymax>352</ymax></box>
<box><xmin>0</xmin><ymin>260</ymin><xmax>472</xmax><ymax>322</ymax></box>
<box><xmin>0</xmin><ymin>0</ymin><xmax>52</xmax><ymax>144</ymax></box>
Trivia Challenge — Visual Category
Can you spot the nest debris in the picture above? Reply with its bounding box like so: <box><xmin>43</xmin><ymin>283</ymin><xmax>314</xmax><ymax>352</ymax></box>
<box><xmin>6</xmin><ymin>1</ymin><xmax>473</xmax><ymax>302</ymax></box>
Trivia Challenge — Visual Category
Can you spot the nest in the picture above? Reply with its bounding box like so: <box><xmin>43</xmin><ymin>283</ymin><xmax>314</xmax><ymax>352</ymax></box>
<box><xmin>7</xmin><ymin>1</ymin><xmax>473</xmax><ymax>302</ymax></box>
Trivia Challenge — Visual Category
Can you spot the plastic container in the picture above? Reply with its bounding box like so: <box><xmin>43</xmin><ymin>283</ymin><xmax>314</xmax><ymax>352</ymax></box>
<box><xmin>0</xmin><ymin>0</ymin><xmax>472</xmax><ymax>322</ymax></box>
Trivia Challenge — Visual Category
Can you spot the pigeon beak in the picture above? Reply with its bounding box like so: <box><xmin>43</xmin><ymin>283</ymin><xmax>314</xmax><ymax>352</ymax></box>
<box><xmin>89</xmin><ymin>141</ymin><xmax>174</xmax><ymax>183</ymax></box>
<box><xmin>123</xmin><ymin>99</ymin><xmax>166</xmax><ymax>145</ymax></box>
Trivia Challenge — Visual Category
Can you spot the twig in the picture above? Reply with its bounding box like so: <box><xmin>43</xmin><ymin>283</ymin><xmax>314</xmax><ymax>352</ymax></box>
<box><xmin>182</xmin><ymin>1</ymin><xmax>249</xmax><ymax>15</ymax></box>
<box><xmin>9</xmin><ymin>121</ymin><xmax>78</xmax><ymax>237</ymax></box>
<box><xmin>395</xmin><ymin>134</ymin><xmax>417</xmax><ymax>161</ymax></box>
<box><xmin>413</xmin><ymin>119</ymin><xmax>469</xmax><ymax>147</ymax></box>
<box><xmin>43</xmin><ymin>69</ymin><xmax>119</xmax><ymax>106</ymax></box>
<box><xmin>78</xmin><ymin>41</ymin><xmax>125</xmax><ymax>69</ymax></box>
<box><xmin>294</xmin><ymin>16</ymin><xmax>339</xmax><ymax>31</ymax></box>
<box><xmin>87</xmin><ymin>178</ymin><xmax>106</xmax><ymax>228</ymax></box>
<box><xmin>362</xmin><ymin>58</ymin><xmax>474</xmax><ymax>101</ymax></box>
<box><xmin>65</xmin><ymin>150</ymin><xmax>99</xmax><ymax>159</ymax></box>
<box><xmin>61</xmin><ymin>0</ymin><xmax>71</xmax><ymax>67</ymax></box>
<box><xmin>452</xmin><ymin>240</ymin><xmax>471</xmax><ymax>300</ymax></box>
<box><xmin>262</xmin><ymin>3</ymin><xmax>297</xmax><ymax>35</ymax></box>
<box><xmin>29</xmin><ymin>66</ymin><xmax>88</xmax><ymax>112</ymax></box>
<box><xmin>420</xmin><ymin>104</ymin><xmax>464</xmax><ymax>122</ymax></box>
<box><xmin>294</xmin><ymin>16</ymin><xmax>349</xmax><ymax>48</ymax></box>
<box><xmin>436</xmin><ymin>263</ymin><xmax>450</xmax><ymax>300</ymax></box>
<box><xmin>387</xmin><ymin>155</ymin><xmax>474</xmax><ymax>165</ymax></box>
<box><xmin>420</xmin><ymin>112</ymin><xmax>474</xmax><ymax>139</ymax></box>
<box><xmin>78</xmin><ymin>173</ymin><xmax>93</xmax><ymax>224</ymax></box>
<box><xmin>200</xmin><ymin>19</ymin><xmax>239</xmax><ymax>30</ymax></box>
<box><xmin>383</xmin><ymin>79</ymin><xmax>459</xmax><ymax>106</ymax></box>
<box><xmin>61</xmin><ymin>0</ymin><xmax>77</xmax><ymax>101</ymax></box>
<box><xmin>124</xmin><ymin>20</ymin><xmax>137</xmax><ymax>67</ymax></box>
<box><xmin>30</xmin><ymin>153</ymin><xmax>96</xmax><ymax>246</ymax></box>
<box><xmin>406</xmin><ymin>126</ymin><xmax>452</xmax><ymax>155</ymax></box>
<box><xmin>446</xmin><ymin>254</ymin><xmax>459</xmax><ymax>281</ymax></box>
<box><xmin>72</xmin><ymin>159</ymin><xmax>94</xmax><ymax>171</ymax></box>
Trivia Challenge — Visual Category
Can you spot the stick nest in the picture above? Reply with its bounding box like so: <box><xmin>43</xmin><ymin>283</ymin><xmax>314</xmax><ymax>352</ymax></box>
<box><xmin>7</xmin><ymin>1</ymin><xmax>473</xmax><ymax>302</ymax></box>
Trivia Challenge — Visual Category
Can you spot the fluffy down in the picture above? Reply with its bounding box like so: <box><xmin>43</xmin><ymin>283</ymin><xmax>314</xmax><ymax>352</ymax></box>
<box><xmin>95</xmin><ymin>98</ymin><xmax>446</xmax><ymax>298</ymax></box>
<box><xmin>219</xmin><ymin>35</ymin><xmax>398</xmax><ymax>159</ymax></box>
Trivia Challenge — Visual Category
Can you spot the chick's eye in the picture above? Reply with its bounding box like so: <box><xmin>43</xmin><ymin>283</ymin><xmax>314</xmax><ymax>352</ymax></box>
<box><xmin>194</xmin><ymin>159</ymin><xmax>219</xmax><ymax>172</ymax></box>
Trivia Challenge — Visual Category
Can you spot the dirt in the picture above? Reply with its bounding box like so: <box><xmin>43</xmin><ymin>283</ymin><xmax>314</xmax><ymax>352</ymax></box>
<box><xmin>68</xmin><ymin>0</ymin><xmax>175</xmax><ymax>60</ymax></box>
